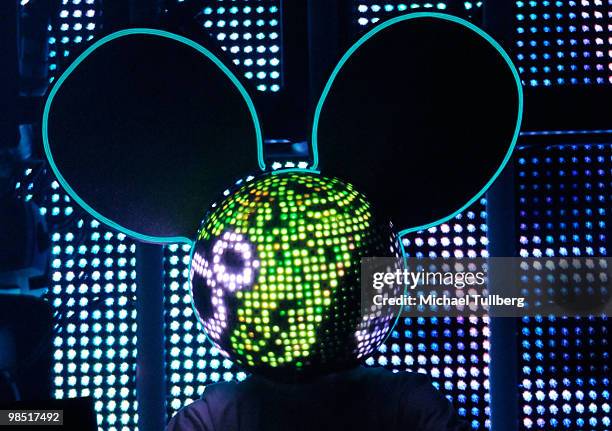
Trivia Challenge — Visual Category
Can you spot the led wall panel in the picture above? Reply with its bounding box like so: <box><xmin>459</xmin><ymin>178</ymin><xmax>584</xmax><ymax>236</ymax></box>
<box><xmin>366</xmin><ymin>198</ymin><xmax>491</xmax><ymax>430</ymax></box>
<box><xmin>354</xmin><ymin>0</ymin><xmax>482</xmax><ymax>29</ymax></box>
<box><xmin>171</xmin><ymin>0</ymin><xmax>282</xmax><ymax>92</ymax></box>
<box><xmin>14</xmin><ymin>165</ymin><xmax>139</xmax><ymax>431</ymax></box>
<box><xmin>164</xmin><ymin>243</ymin><xmax>247</xmax><ymax>420</ymax></box>
<box><xmin>515</xmin><ymin>142</ymin><xmax>610</xmax><ymax>430</ymax></box>
<box><xmin>47</xmin><ymin>0</ymin><xmax>103</xmax><ymax>82</ymax></box>
<box><xmin>513</xmin><ymin>0</ymin><xmax>611</xmax><ymax>87</ymax></box>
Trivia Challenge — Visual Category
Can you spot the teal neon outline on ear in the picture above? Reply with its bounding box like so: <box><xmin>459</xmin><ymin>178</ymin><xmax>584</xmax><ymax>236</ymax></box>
<box><xmin>271</xmin><ymin>168</ymin><xmax>321</xmax><ymax>175</ymax></box>
<box><xmin>310</xmin><ymin>12</ymin><xmax>524</xmax><ymax>237</ymax></box>
<box><xmin>42</xmin><ymin>28</ymin><xmax>265</xmax><ymax>246</ymax></box>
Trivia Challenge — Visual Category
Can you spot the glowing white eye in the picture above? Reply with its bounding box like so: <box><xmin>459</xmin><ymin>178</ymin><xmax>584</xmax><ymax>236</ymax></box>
<box><xmin>209</xmin><ymin>231</ymin><xmax>259</xmax><ymax>292</ymax></box>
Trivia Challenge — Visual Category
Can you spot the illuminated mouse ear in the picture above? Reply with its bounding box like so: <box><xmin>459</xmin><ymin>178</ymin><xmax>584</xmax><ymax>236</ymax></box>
<box><xmin>43</xmin><ymin>29</ymin><xmax>264</xmax><ymax>244</ymax></box>
<box><xmin>311</xmin><ymin>13</ymin><xmax>522</xmax><ymax>235</ymax></box>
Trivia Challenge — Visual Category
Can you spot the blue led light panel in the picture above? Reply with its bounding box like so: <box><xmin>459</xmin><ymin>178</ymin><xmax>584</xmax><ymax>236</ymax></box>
<box><xmin>14</xmin><ymin>165</ymin><xmax>138</xmax><ymax>431</ymax></box>
<box><xmin>514</xmin><ymin>0</ymin><xmax>611</xmax><ymax>87</ymax></box>
<box><xmin>173</xmin><ymin>0</ymin><xmax>283</xmax><ymax>92</ymax></box>
<box><xmin>47</xmin><ymin>0</ymin><xmax>103</xmax><ymax>81</ymax></box>
<box><xmin>515</xmin><ymin>143</ymin><xmax>610</xmax><ymax>430</ymax></box>
<box><xmin>164</xmin><ymin>243</ymin><xmax>247</xmax><ymax>420</ymax></box>
<box><xmin>366</xmin><ymin>198</ymin><xmax>491</xmax><ymax>430</ymax></box>
<box><xmin>354</xmin><ymin>0</ymin><xmax>482</xmax><ymax>29</ymax></box>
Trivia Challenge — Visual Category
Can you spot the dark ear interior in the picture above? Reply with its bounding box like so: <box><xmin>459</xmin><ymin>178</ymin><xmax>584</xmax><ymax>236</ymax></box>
<box><xmin>44</xmin><ymin>30</ymin><xmax>263</xmax><ymax>243</ymax></box>
<box><xmin>312</xmin><ymin>15</ymin><xmax>521</xmax><ymax>233</ymax></box>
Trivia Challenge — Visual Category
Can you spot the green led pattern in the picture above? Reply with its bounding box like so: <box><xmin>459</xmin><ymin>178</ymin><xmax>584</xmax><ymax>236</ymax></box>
<box><xmin>190</xmin><ymin>172</ymin><xmax>399</xmax><ymax>377</ymax></box>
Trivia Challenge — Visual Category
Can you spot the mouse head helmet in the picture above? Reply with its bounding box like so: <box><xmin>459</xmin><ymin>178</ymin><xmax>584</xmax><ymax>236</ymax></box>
<box><xmin>43</xmin><ymin>13</ymin><xmax>522</xmax><ymax>378</ymax></box>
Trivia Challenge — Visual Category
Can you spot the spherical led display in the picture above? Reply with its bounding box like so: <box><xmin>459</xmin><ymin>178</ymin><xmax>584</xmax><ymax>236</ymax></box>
<box><xmin>190</xmin><ymin>172</ymin><xmax>400</xmax><ymax>378</ymax></box>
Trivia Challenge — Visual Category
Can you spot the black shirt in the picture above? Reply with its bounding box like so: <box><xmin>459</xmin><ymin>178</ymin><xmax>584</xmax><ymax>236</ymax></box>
<box><xmin>166</xmin><ymin>367</ymin><xmax>468</xmax><ymax>431</ymax></box>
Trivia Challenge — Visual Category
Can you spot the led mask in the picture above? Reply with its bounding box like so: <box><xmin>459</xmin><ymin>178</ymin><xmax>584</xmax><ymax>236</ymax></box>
<box><xmin>190</xmin><ymin>172</ymin><xmax>400</xmax><ymax>376</ymax></box>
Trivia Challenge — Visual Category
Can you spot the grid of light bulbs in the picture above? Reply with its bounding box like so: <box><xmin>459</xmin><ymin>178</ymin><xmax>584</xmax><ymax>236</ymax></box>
<box><xmin>15</xmin><ymin>167</ymin><xmax>139</xmax><ymax>431</ymax></box>
<box><xmin>366</xmin><ymin>198</ymin><xmax>491</xmax><ymax>430</ymax></box>
<box><xmin>514</xmin><ymin>0</ymin><xmax>611</xmax><ymax>86</ymax></box>
<box><xmin>354</xmin><ymin>1</ymin><xmax>483</xmax><ymax>28</ymax></box>
<box><xmin>192</xmin><ymin>1</ymin><xmax>283</xmax><ymax>92</ymax></box>
<box><xmin>515</xmin><ymin>143</ymin><xmax>610</xmax><ymax>430</ymax></box>
<box><xmin>47</xmin><ymin>0</ymin><xmax>101</xmax><ymax>82</ymax></box>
